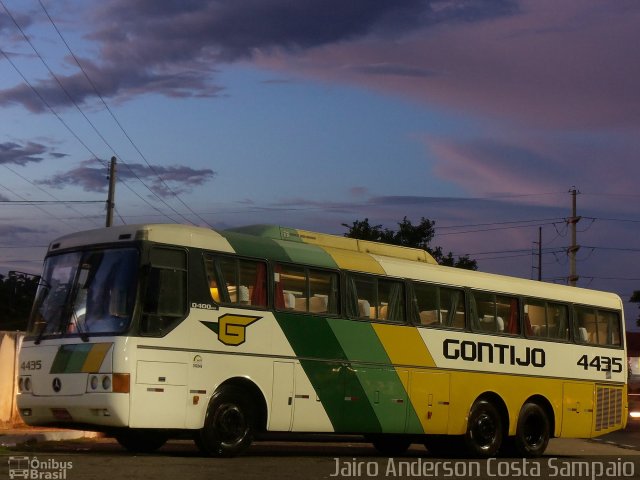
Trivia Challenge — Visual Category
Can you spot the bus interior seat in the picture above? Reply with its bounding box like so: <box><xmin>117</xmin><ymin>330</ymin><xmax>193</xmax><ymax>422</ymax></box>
<box><xmin>358</xmin><ymin>299</ymin><xmax>370</xmax><ymax>318</ymax></box>
<box><xmin>309</xmin><ymin>296</ymin><xmax>327</xmax><ymax>313</ymax></box>
<box><xmin>578</xmin><ymin>327</ymin><xmax>589</xmax><ymax>343</ymax></box>
<box><xmin>238</xmin><ymin>285</ymin><xmax>250</xmax><ymax>304</ymax></box>
<box><xmin>283</xmin><ymin>292</ymin><xmax>296</xmax><ymax>309</ymax></box>
<box><xmin>419</xmin><ymin>310</ymin><xmax>439</xmax><ymax>325</ymax></box>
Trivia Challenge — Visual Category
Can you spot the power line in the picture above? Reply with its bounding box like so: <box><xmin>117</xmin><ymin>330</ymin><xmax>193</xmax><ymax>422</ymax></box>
<box><xmin>37</xmin><ymin>0</ymin><xmax>213</xmax><ymax>227</ymax></box>
<box><xmin>0</xmin><ymin>36</ymin><xmax>180</xmax><ymax>225</ymax></box>
<box><xmin>0</xmin><ymin>1</ymin><xmax>194</xmax><ymax>227</ymax></box>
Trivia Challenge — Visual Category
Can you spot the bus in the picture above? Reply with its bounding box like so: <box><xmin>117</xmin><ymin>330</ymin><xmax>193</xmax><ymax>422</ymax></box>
<box><xmin>17</xmin><ymin>223</ymin><xmax>627</xmax><ymax>457</ymax></box>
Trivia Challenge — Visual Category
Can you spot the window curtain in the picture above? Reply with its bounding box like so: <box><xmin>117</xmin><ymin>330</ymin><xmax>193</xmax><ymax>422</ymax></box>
<box><xmin>251</xmin><ymin>262</ymin><xmax>267</xmax><ymax>307</ymax></box>
<box><xmin>469</xmin><ymin>293</ymin><xmax>479</xmax><ymax>330</ymax></box>
<box><xmin>345</xmin><ymin>275</ymin><xmax>359</xmax><ymax>318</ymax></box>
<box><xmin>387</xmin><ymin>283</ymin><xmax>404</xmax><ymax>322</ymax></box>
<box><xmin>445</xmin><ymin>290</ymin><xmax>460</xmax><ymax>327</ymax></box>
<box><xmin>507</xmin><ymin>298</ymin><xmax>519</xmax><ymax>334</ymax></box>
<box><xmin>328</xmin><ymin>273</ymin><xmax>339</xmax><ymax>314</ymax></box>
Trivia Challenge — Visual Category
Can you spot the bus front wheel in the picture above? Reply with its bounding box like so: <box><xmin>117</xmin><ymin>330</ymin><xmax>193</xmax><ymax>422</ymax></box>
<box><xmin>464</xmin><ymin>399</ymin><xmax>503</xmax><ymax>457</ymax></box>
<box><xmin>197</xmin><ymin>385</ymin><xmax>254</xmax><ymax>457</ymax></box>
<box><xmin>513</xmin><ymin>402</ymin><xmax>550</xmax><ymax>457</ymax></box>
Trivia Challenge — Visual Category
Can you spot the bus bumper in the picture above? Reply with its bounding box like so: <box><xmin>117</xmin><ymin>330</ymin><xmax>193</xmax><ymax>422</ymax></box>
<box><xmin>16</xmin><ymin>393</ymin><xmax>130</xmax><ymax>429</ymax></box>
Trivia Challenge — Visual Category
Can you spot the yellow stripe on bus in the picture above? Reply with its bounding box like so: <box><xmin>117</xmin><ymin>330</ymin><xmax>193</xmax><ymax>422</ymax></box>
<box><xmin>319</xmin><ymin>246</ymin><xmax>386</xmax><ymax>274</ymax></box>
<box><xmin>372</xmin><ymin>324</ymin><xmax>437</xmax><ymax>432</ymax></box>
<box><xmin>81</xmin><ymin>343</ymin><xmax>112</xmax><ymax>372</ymax></box>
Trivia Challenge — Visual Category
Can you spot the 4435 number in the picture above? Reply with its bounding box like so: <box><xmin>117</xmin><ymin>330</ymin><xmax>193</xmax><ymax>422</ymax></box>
<box><xmin>576</xmin><ymin>355</ymin><xmax>622</xmax><ymax>373</ymax></box>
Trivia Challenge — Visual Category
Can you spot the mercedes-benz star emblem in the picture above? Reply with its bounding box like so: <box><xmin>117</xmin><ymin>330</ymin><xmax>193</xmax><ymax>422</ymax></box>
<box><xmin>52</xmin><ymin>377</ymin><xmax>61</xmax><ymax>393</ymax></box>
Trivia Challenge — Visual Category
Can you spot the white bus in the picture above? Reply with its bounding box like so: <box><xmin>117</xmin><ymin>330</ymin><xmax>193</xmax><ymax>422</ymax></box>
<box><xmin>17</xmin><ymin>224</ymin><xmax>627</xmax><ymax>457</ymax></box>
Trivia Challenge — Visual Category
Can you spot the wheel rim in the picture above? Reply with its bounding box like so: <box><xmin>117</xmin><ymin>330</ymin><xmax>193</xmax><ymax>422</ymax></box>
<box><xmin>472</xmin><ymin>412</ymin><xmax>497</xmax><ymax>448</ymax></box>
<box><xmin>214</xmin><ymin>403</ymin><xmax>247</xmax><ymax>446</ymax></box>
<box><xmin>523</xmin><ymin>413</ymin><xmax>544</xmax><ymax>448</ymax></box>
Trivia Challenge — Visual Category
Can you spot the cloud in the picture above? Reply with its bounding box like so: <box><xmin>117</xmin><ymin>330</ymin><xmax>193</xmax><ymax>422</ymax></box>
<box><xmin>424</xmin><ymin>133</ymin><xmax>640</xmax><ymax>212</ymax></box>
<box><xmin>0</xmin><ymin>0</ymin><xmax>517</xmax><ymax>112</ymax></box>
<box><xmin>255</xmin><ymin>0</ymin><xmax>640</xmax><ymax>129</ymax></box>
<box><xmin>0</xmin><ymin>141</ymin><xmax>68</xmax><ymax>166</ymax></box>
<box><xmin>38</xmin><ymin>159</ymin><xmax>216</xmax><ymax>197</ymax></box>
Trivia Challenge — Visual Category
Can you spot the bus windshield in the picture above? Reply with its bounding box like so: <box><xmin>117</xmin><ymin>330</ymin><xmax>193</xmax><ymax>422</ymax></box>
<box><xmin>28</xmin><ymin>248</ymin><xmax>139</xmax><ymax>338</ymax></box>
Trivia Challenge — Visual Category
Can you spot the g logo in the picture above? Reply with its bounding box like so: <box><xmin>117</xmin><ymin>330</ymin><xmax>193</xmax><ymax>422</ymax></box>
<box><xmin>201</xmin><ymin>314</ymin><xmax>261</xmax><ymax>346</ymax></box>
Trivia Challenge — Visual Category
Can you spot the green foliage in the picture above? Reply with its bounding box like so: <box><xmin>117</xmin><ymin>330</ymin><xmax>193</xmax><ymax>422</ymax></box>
<box><xmin>342</xmin><ymin>217</ymin><xmax>478</xmax><ymax>270</ymax></box>
<box><xmin>0</xmin><ymin>272</ymin><xmax>39</xmax><ymax>331</ymax></box>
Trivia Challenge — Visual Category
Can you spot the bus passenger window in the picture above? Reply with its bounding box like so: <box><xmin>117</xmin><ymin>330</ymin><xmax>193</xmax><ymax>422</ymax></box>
<box><xmin>275</xmin><ymin>264</ymin><xmax>339</xmax><ymax>315</ymax></box>
<box><xmin>204</xmin><ymin>255</ymin><xmax>267</xmax><ymax>308</ymax></box>
<box><xmin>346</xmin><ymin>274</ymin><xmax>404</xmax><ymax>322</ymax></box>
<box><xmin>472</xmin><ymin>292</ymin><xmax>500</xmax><ymax>332</ymax></box>
<box><xmin>525</xmin><ymin>299</ymin><xmax>569</xmax><ymax>341</ymax></box>
<box><xmin>412</xmin><ymin>283</ymin><xmax>465</xmax><ymax>329</ymax></box>
<box><xmin>413</xmin><ymin>283</ymin><xmax>439</xmax><ymax>325</ymax></box>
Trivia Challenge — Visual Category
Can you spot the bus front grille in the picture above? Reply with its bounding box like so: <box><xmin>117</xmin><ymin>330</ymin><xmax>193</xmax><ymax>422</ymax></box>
<box><xmin>595</xmin><ymin>385</ymin><xmax>623</xmax><ymax>432</ymax></box>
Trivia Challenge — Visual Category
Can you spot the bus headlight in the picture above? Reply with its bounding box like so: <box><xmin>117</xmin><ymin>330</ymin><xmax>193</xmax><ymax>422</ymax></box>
<box><xmin>86</xmin><ymin>373</ymin><xmax>129</xmax><ymax>393</ymax></box>
<box><xmin>23</xmin><ymin>377</ymin><xmax>32</xmax><ymax>393</ymax></box>
<box><xmin>102</xmin><ymin>375</ymin><xmax>112</xmax><ymax>391</ymax></box>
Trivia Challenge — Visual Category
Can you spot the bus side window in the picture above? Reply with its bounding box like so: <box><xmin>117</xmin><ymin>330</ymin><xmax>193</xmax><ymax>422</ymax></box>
<box><xmin>141</xmin><ymin>247</ymin><xmax>187</xmax><ymax>336</ymax></box>
<box><xmin>204</xmin><ymin>255</ymin><xmax>267</xmax><ymax>308</ymax></box>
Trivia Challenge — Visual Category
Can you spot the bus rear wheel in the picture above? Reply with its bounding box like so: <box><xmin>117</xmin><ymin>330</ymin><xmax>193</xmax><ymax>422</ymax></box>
<box><xmin>114</xmin><ymin>429</ymin><xmax>168</xmax><ymax>453</ymax></box>
<box><xmin>197</xmin><ymin>385</ymin><xmax>254</xmax><ymax>457</ymax></box>
<box><xmin>513</xmin><ymin>402</ymin><xmax>550</xmax><ymax>457</ymax></box>
<box><xmin>464</xmin><ymin>399</ymin><xmax>503</xmax><ymax>457</ymax></box>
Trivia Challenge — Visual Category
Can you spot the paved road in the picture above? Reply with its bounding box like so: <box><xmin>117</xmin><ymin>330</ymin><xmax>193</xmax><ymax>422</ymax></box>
<box><xmin>2</xmin><ymin>434</ymin><xmax>640</xmax><ymax>480</ymax></box>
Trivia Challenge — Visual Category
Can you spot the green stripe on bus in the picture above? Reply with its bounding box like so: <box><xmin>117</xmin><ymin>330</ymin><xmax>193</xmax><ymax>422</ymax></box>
<box><xmin>274</xmin><ymin>239</ymin><xmax>338</xmax><ymax>269</ymax></box>
<box><xmin>221</xmin><ymin>230</ymin><xmax>339</xmax><ymax>269</ymax></box>
<box><xmin>220</xmin><ymin>231</ymin><xmax>292</xmax><ymax>263</ymax></box>
<box><xmin>329</xmin><ymin>319</ymin><xmax>423</xmax><ymax>434</ymax></box>
<box><xmin>274</xmin><ymin>312</ymin><xmax>381</xmax><ymax>433</ymax></box>
<box><xmin>50</xmin><ymin>343</ymin><xmax>92</xmax><ymax>374</ymax></box>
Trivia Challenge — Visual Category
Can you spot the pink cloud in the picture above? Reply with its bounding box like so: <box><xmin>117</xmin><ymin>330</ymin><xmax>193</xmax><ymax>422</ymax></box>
<box><xmin>255</xmin><ymin>0</ymin><xmax>640</xmax><ymax>129</ymax></box>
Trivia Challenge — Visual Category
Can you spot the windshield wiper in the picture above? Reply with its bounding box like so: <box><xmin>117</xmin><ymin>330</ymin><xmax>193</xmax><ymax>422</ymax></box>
<box><xmin>70</xmin><ymin>307</ymin><xmax>90</xmax><ymax>342</ymax></box>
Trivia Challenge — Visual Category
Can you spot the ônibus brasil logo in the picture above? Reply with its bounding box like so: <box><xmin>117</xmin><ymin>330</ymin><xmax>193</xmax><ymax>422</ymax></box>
<box><xmin>8</xmin><ymin>456</ymin><xmax>73</xmax><ymax>479</ymax></box>
<box><xmin>200</xmin><ymin>314</ymin><xmax>261</xmax><ymax>346</ymax></box>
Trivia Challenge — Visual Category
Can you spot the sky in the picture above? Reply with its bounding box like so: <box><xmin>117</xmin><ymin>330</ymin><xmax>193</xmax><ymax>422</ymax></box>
<box><xmin>0</xmin><ymin>0</ymin><xmax>639</xmax><ymax>328</ymax></box>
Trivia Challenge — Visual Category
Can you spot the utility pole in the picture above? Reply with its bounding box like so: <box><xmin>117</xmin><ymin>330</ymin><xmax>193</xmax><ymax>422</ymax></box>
<box><xmin>532</xmin><ymin>226</ymin><xmax>542</xmax><ymax>281</ymax></box>
<box><xmin>537</xmin><ymin>226</ymin><xmax>542</xmax><ymax>281</ymax></box>
<box><xmin>106</xmin><ymin>156</ymin><xmax>116</xmax><ymax>227</ymax></box>
<box><xmin>567</xmin><ymin>187</ymin><xmax>581</xmax><ymax>286</ymax></box>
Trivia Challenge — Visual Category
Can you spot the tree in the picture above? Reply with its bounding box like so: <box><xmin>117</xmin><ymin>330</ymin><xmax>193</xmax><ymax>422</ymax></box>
<box><xmin>632</xmin><ymin>291</ymin><xmax>640</xmax><ymax>327</ymax></box>
<box><xmin>342</xmin><ymin>217</ymin><xmax>477</xmax><ymax>270</ymax></box>
<box><xmin>0</xmin><ymin>272</ymin><xmax>39</xmax><ymax>331</ymax></box>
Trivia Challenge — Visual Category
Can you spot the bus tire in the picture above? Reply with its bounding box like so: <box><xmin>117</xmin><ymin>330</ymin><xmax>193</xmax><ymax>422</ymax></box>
<box><xmin>513</xmin><ymin>402</ymin><xmax>550</xmax><ymax>457</ymax></box>
<box><xmin>370</xmin><ymin>435</ymin><xmax>412</xmax><ymax>456</ymax></box>
<box><xmin>197</xmin><ymin>385</ymin><xmax>254</xmax><ymax>457</ymax></box>
<box><xmin>114</xmin><ymin>429</ymin><xmax>168</xmax><ymax>453</ymax></box>
<box><xmin>464</xmin><ymin>399</ymin><xmax>503</xmax><ymax>457</ymax></box>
